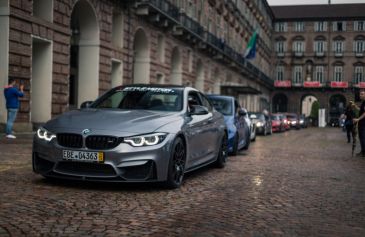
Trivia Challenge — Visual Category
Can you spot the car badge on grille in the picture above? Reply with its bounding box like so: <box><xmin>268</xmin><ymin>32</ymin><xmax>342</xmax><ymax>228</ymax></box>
<box><xmin>82</xmin><ymin>129</ymin><xmax>91</xmax><ymax>135</ymax></box>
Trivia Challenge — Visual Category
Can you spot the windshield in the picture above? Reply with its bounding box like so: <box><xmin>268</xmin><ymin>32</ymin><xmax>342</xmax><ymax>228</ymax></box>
<box><xmin>250</xmin><ymin>113</ymin><xmax>264</xmax><ymax>120</ymax></box>
<box><xmin>287</xmin><ymin>115</ymin><xmax>297</xmax><ymax>119</ymax></box>
<box><xmin>271</xmin><ymin>115</ymin><xmax>281</xmax><ymax>120</ymax></box>
<box><xmin>91</xmin><ymin>86</ymin><xmax>183</xmax><ymax>111</ymax></box>
<box><xmin>208</xmin><ymin>97</ymin><xmax>233</xmax><ymax>116</ymax></box>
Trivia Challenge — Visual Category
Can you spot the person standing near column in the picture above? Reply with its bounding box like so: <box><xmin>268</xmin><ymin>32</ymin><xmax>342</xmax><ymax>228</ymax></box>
<box><xmin>3</xmin><ymin>77</ymin><xmax>24</xmax><ymax>139</ymax></box>
<box><xmin>354</xmin><ymin>90</ymin><xmax>365</xmax><ymax>157</ymax></box>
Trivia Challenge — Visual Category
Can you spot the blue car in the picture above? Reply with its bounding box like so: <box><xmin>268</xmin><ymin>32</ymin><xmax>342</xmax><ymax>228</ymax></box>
<box><xmin>207</xmin><ymin>95</ymin><xmax>251</xmax><ymax>155</ymax></box>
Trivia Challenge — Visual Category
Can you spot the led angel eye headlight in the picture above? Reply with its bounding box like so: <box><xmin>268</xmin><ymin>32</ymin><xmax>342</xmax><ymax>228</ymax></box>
<box><xmin>124</xmin><ymin>133</ymin><xmax>167</xmax><ymax>147</ymax></box>
<box><xmin>37</xmin><ymin>127</ymin><xmax>56</xmax><ymax>142</ymax></box>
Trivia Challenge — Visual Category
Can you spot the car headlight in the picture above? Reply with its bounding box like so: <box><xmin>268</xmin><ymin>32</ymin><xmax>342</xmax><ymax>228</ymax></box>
<box><xmin>256</xmin><ymin>122</ymin><xmax>263</xmax><ymax>127</ymax></box>
<box><xmin>124</xmin><ymin>133</ymin><xmax>167</xmax><ymax>147</ymax></box>
<box><xmin>37</xmin><ymin>127</ymin><xmax>56</xmax><ymax>142</ymax></box>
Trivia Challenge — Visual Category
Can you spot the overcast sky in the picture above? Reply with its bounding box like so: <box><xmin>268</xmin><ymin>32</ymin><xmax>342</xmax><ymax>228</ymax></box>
<box><xmin>267</xmin><ymin>0</ymin><xmax>365</xmax><ymax>5</ymax></box>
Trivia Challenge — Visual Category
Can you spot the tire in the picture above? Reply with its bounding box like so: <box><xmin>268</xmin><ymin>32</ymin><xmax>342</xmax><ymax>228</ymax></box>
<box><xmin>230</xmin><ymin>134</ymin><xmax>239</xmax><ymax>156</ymax></box>
<box><xmin>215</xmin><ymin>133</ymin><xmax>228</xmax><ymax>168</ymax></box>
<box><xmin>165</xmin><ymin>137</ymin><xmax>186</xmax><ymax>189</ymax></box>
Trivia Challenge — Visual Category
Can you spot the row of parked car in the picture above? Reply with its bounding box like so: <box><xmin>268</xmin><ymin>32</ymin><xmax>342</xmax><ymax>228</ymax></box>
<box><xmin>254</xmin><ymin>112</ymin><xmax>309</xmax><ymax>135</ymax></box>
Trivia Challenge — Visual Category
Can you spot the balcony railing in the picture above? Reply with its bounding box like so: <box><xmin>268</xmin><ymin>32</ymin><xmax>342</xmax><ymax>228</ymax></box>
<box><xmin>355</xmin><ymin>52</ymin><xmax>364</xmax><ymax>58</ymax></box>
<box><xmin>293</xmin><ymin>51</ymin><xmax>304</xmax><ymax>57</ymax></box>
<box><xmin>134</xmin><ymin>0</ymin><xmax>273</xmax><ymax>87</ymax></box>
<box><xmin>334</xmin><ymin>52</ymin><xmax>343</xmax><ymax>57</ymax></box>
<box><xmin>276</xmin><ymin>52</ymin><xmax>285</xmax><ymax>58</ymax></box>
<box><xmin>138</xmin><ymin>0</ymin><xmax>180</xmax><ymax>21</ymax></box>
<box><xmin>315</xmin><ymin>51</ymin><xmax>325</xmax><ymax>57</ymax></box>
<box><xmin>179</xmin><ymin>13</ymin><xmax>204</xmax><ymax>39</ymax></box>
<box><xmin>206</xmin><ymin>32</ymin><xmax>224</xmax><ymax>51</ymax></box>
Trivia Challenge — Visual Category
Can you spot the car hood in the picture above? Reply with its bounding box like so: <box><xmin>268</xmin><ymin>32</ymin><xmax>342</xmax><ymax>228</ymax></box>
<box><xmin>223</xmin><ymin>115</ymin><xmax>234</xmax><ymax>124</ymax></box>
<box><xmin>251</xmin><ymin>118</ymin><xmax>264</xmax><ymax>123</ymax></box>
<box><xmin>45</xmin><ymin>109</ymin><xmax>182</xmax><ymax>135</ymax></box>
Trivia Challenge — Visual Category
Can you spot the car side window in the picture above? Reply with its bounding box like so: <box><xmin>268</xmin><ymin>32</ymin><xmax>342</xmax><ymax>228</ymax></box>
<box><xmin>198</xmin><ymin>93</ymin><xmax>213</xmax><ymax>112</ymax></box>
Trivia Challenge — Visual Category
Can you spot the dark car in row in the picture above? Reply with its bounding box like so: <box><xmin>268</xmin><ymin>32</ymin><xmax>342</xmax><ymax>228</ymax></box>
<box><xmin>249</xmin><ymin>112</ymin><xmax>272</xmax><ymax>136</ymax></box>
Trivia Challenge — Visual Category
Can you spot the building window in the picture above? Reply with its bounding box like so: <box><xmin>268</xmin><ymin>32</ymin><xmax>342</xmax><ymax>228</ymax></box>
<box><xmin>334</xmin><ymin>66</ymin><xmax>343</xmax><ymax>82</ymax></box>
<box><xmin>333</xmin><ymin>21</ymin><xmax>346</xmax><ymax>32</ymax></box>
<box><xmin>294</xmin><ymin>22</ymin><xmax>305</xmax><ymax>32</ymax></box>
<box><xmin>354</xmin><ymin>66</ymin><xmax>364</xmax><ymax>83</ymax></box>
<box><xmin>354</xmin><ymin>40</ymin><xmax>365</xmax><ymax>53</ymax></box>
<box><xmin>187</xmin><ymin>0</ymin><xmax>195</xmax><ymax>19</ymax></box>
<box><xmin>156</xmin><ymin>72</ymin><xmax>165</xmax><ymax>84</ymax></box>
<box><xmin>33</xmin><ymin>0</ymin><xmax>53</xmax><ymax>22</ymax></box>
<box><xmin>216</xmin><ymin>14</ymin><xmax>222</xmax><ymax>38</ymax></box>
<box><xmin>276</xmin><ymin>66</ymin><xmax>284</xmax><ymax>81</ymax></box>
<box><xmin>333</xmin><ymin>41</ymin><xmax>344</xmax><ymax>54</ymax></box>
<box><xmin>315</xmin><ymin>21</ymin><xmax>327</xmax><ymax>32</ymax></box>
<box><xmin>112</xmin><ymin>13</ymin><xmax>123</xmax><ymax>48</ymax></box>
<box><xmin>293</xmin><ymin>41</ymin><xmax>304</xmax><ymax>53</ymax></box>
<box><xmin>314</xmin><ymin>41</ymin><xmax>326</xmax><ymax>53</ymax></box>
<box><xmin>293</xmin><ymin>66</ymin><xmax>303</xmax><ymax>84</ymax></box>
<box><xmin>157</xmin><ymin>35</ymin><xmax>165</xmax><ymax>63</ymax></box>
<box><xmin>275</xmin><ymin>22</ymin><xmax>287</xmax><ymax>32</ymax></box>
<box><xmin>276</xmin><ymin>41</ymin><xmax>285</xmax><ymax>53</ymax></box>
<box><xmin>315</xmin><ymin>66</ymin><xmax>324</xmax><ymax>83</ymax></box>
<box><xmin>187</xmin><ymin>49</ymin><xmax>193</xmax><ymax>72</ymax></box>
<box><xmin>354</xmin><ymin>21</ymin><xmax>365</xmax><ymax>31</ymax></box>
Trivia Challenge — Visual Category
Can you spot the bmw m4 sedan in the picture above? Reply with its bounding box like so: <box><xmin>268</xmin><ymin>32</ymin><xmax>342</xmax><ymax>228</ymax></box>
<box><xmin>33</xmin><ymin>85</ymin><xmax>228</xmax><ymax>188</ymax></box>
<box><xmin>207</xmin><ymin>95</ymin><xmax>251</xmax><ymax>156</ymax></box>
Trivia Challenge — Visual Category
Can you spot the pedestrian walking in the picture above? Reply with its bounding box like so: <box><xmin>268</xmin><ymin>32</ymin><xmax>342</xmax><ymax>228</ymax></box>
<box><xmin>344</xmin><ymin>102</ymin><xmax>355</xmax><ymax>143</ymax></box>
<box><xmin>353</xmin><ymin>90</ymin><xmax>365</xmax><ymax>157</ymax></box>
<box><xmin>3</xmin><ymin>77</ymin><xmax>24</xmax><ymax>139</ymax></box>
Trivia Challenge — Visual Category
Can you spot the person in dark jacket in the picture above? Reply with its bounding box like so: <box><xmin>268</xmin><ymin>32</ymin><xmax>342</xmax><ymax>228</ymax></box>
<box><xmin>344</xmin><ymin>102</ymin><xmax>355</xmax><ymax>143</ymax></box>
<box><xmin>3</xmin><ymin>78</ymin><xmax>24</xmax><ymax>139</ymax></box>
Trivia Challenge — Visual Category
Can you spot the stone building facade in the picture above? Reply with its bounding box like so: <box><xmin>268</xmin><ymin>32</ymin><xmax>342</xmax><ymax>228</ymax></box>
<box><xmin>271</xmin><ymin>4</ymin><xmax>365</xmax><ymax>121</ymax></box>
<box><xmin>0</xmin><ymin>0</ymin><xmax>274</xmax><ymax>131</ymax></box>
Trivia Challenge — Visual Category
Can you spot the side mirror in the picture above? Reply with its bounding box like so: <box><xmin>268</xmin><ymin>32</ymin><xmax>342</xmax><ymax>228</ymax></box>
<box><xmin>80</xmin><ymin>101</ymin><xmax>93</xmax><ymax>109</ymax></box>
<box><xmin>190</xmin><ymin>105</ymin><xmax>209</xmax><ymax>115</ymax></box>
<box><xmin>238</xmin><ymin>109</ymin><xmax>247</xmax><ymax>116</ymax></box>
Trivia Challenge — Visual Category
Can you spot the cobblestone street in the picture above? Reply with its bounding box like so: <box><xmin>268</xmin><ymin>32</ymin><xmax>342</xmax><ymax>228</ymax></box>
<box><xmin>0</xmin><ymin>128</ymin><xmax>364</xmax><ymax>237</ymax></box>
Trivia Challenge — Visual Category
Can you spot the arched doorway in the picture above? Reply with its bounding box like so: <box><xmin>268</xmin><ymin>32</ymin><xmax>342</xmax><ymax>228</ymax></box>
<box><xmin>195</xmin><ymin>59</ymin><xmax>204</xmax><ymax>91</ymax></box>
<box><xmin>0</xmin><ymin>0</ymin><xmax>9</xmax><ymax>123</ymax></box>
<box><xmin>133</xmin><ymin>28</ymin><xmax>150</xmax><ymax>84</ymax></box>
<box><xmin>170</xmin><ymin>46</ymin><xmax>182</xmax><ymax>85</ymax></box>
<box><xmin>329</xmin><ymin>94</ymin><xmax>346</xmax><ymax>119</ymax></box>
<box><xmin>70</xmin><ymin>0</ymin><xmax>100</xmax><ymax>108</ymax></box>
<box><xmin>301</xmin><ymin>95</ymin><xmax>318</xmax><ymax>117</ymax></box>
<box><xmin>272</xmin><ymin>93</ymin><xmax>288</xmax><ymax>113</ymax></box>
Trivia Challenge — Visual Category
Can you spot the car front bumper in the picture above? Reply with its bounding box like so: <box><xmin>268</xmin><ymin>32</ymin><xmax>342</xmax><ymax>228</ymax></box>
<box><xmin>32</xmin><ymin>135</ymin><xmax>175</xmax><ymax>182</ymax></box>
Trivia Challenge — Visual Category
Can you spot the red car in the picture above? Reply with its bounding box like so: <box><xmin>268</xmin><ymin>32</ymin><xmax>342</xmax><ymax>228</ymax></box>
<box><xmin>271</xmin><ymin>113</ymin><xmax>286</xmax><ymax>132</ymax></box>
<box><xmin>280</xmin><ymin>114</ymin><xmax>290</xmax><ymax>130</ymax></box>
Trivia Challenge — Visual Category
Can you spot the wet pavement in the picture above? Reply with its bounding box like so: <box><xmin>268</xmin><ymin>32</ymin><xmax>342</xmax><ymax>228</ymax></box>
<box><xmin>0</xmin><ymin>128</ymin><xmax>364</xmax><ymax>237</ymax></box>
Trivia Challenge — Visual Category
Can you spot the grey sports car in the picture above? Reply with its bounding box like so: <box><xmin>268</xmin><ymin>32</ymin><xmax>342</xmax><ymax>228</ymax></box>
<box><xmin>33</xmin><ymin>85</ymin><xmax>227</xmax><ymax>188</ymax></box>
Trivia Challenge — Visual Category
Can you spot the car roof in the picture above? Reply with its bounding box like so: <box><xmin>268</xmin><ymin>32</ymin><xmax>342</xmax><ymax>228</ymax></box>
<box><xmin>113</xmin><ymin>84</ymin><xmax>187</xmax><ymax>91</ymax></box>
<box><xmin>206</xmin><ymin>94</ymin><xmax>234</xmax><ymax>100</ymax></box>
